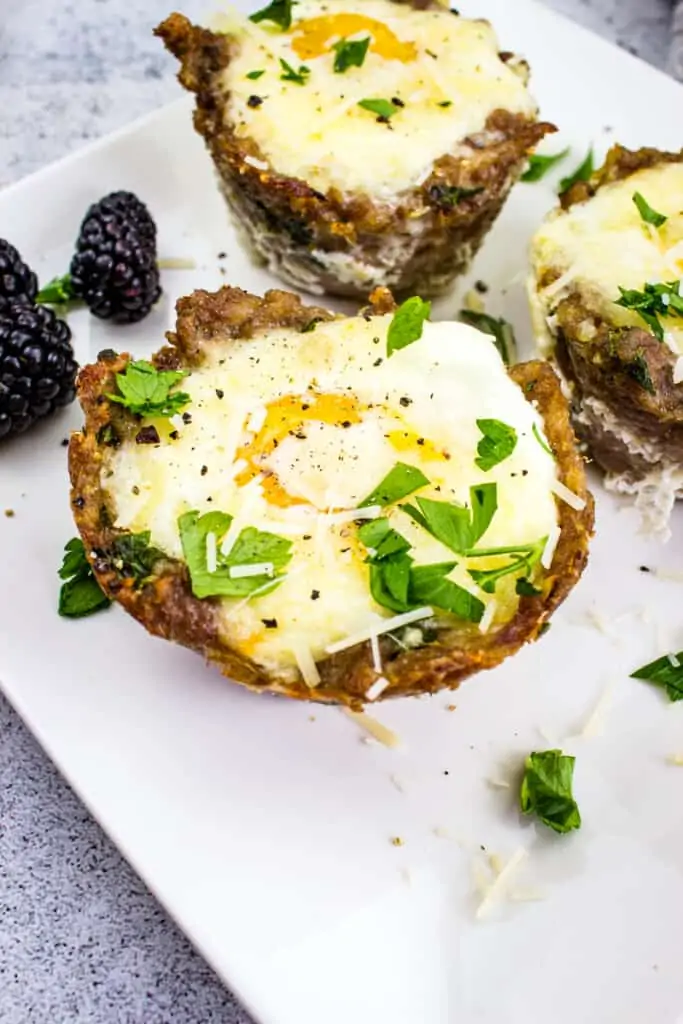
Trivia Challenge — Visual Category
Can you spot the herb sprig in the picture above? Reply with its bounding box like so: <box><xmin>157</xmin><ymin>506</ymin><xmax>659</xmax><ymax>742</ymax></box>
<box><xmin>359</xmin><ymin>462</ymin><xmax>430</xmax><ymax>508</ymax></box>
<box><xmin>521</xmin><ymin>148</ymin><xmax>569</xmax><ymax>183</ymax></box>
<box><xmin>459</xmin><ymin>309</ymin><xmax>516</xmax><ymax>365</ymax></box>
<box><xmin>631</xmin><ymin>652</ymin><xmax>683</xmax><ymax>702</ymax></box>
<box><xmin>402</xmin><ymin>483</ymin><xmax>498</xmax><ymax>555</ymax></box>
<box><xmin>520</xmin><ymin>749</ymin><xmax>581</xmax><ymax>833</ymax></box>
<box><xmin>178</xmin><ymin>510</ymin><xmax>292</xmax><ymax>599</ymax></box>
<box><xmin>615</xmin><ymin>280</ymin><xmax>683</xmax><ymax>341</ymax></box>
<box><xmin>558</xmin><ymin>148</ymin><xmax>594</xmax><ymax>194</ymax></box>
<box><xmin>633</xmin><ymin>191</ymin><xmax>667</xmax><ymax>228</ymax></box>
<box><xmin>475</xmin><ymin>419</ymin><xmax>518</xmax><ymax>471</ymax></box>
<box><xmin>386</xmin><ymin>296</ymin><xmax>431</xmax><ymax>356</ymax></box>
<box><xmin>279</xmin><ymin>58</ymin><xmax>310</xmax><ymax>84</ymax></box>
<box><xmin>58</xmin><ymin>538</ymin><xmax>111</xmax><ymax>619</ymax></box>
<box><xmin>107</xmin><ymin>360</ymin><xmax>191</xmax><ymax>418</ymax></box>
<box><xmin>249</xmin><ymin>0</ymin><xmax>296</xmax><ymax>29</ymax></box>
<box><xmin>333</xmin><ymin>36</ymin><xmax>370</xmax><ymax>73</ymax></box>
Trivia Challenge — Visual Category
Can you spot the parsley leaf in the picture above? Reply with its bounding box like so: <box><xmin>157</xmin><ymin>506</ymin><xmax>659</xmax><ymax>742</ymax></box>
<box><xmin>428</xmin><ymin>184</ymin><xmax>484</xmax><ymax>209</ymax></box>
<box><xmin>633</xmin><ymin>191</ymin><xmax>667</xmax><ymax>228</ymax></box>
<box><xmin>107</xmin><ymin>360</ymin><xmax>190</xmax><ymax>418</ymax></box>
<box><xmin>358</xmin><ymin>518</ymin><xmax>411</xmax><ymax>559</ymax></box>
<box><xmin>359</xmin><ymin>523</ymin><xmax>483</xmax><ymax>622</ymax></box>
<box><xmin>516</xmin><ymin>576</ymin><xmax>542</xmax><ymax>597</ymax></box>
<box><xmin>36</xmin><ymin>273</ymin><xmax>78</xmax><ymax>306</ymax></box>
<box><xmin>409</xmin><ymin>563</ymin><xmax>484</xmax><ymax>622</ymax></box>
<box><xmin>475</xmin><ymin>418</ymin><xmax>518</xmax><ymax>471</ymax></box>
<box><xmin>359</xmin><ymin>462</ymin><xmax>430</xmax><ymax>508</ymax></box>
<box><xmin>402</xmin><ymin>483</ymin><xmax>497</xmax><ymax>554</ymax></box>
<box><xmin>615</xmin><ymin>280</ymin><xmax>683</xmax><ymax>342</ymax></box>
<box><xmin>467</xmin><ymin>536</ymin><xmax>546</xmax><ymax>594</ymax></box>
<box><xmin>631</xmin><ymin>652</ymin><xmax>683</xmax><ymax>702</ymax></box>
<box><xmin>521</xmin><ymin>148</ymin><xmax>570</xmax><ymax>183</ymax></box>
<box><xmin>520</xmin><ymin>750</ymin><xmax>581</xmax><ymax>833</ymax></box>
<box><xmin>178</xmin><ymin>510</ymin><xmax>292</xmax><ymax>600</ymax></box>
<box><xmin>626</xmin><ymin>352</ymin><xmax>655</xmax><ymax>393</ymax></box>
<box><xmin>332</xmin><ymin>36</ymin><xmax>370</xmax><ymax>73</ymax></box>
<box><xmin>386</xmin><ymin>296</ymin><xmax>431</xmax><ymax>356</ymax></box>
<box><xmin>558</xmin><ymin>148</ymin><xmax>594</xmax><ymax>194</ymax></box>
<box><xmin>459</xmin><ymin>309</ymin><xmax>516</xmax><ymax>365</ymax></box>
<box><xmin>246</xmin><ymin>69</ymin><xmax>266</xmax><ymax>80</ymax></box>
<box><xmin>249</xmin><ymin>0</ymin><xmax>296</xmax><ymax>29</ymax></box>
<box><xmin>110</xmin><ymin>531</ymin><xmax>164</xmax><ymax>585</ymax></box>
<box><xmin>279</xmin><ymin>58</ymin><xmax>310</xmax><ymax>84</ymax></box>
<box><xmin>58</xmin><ymin>538</ymin><xmax>111</xmax><ymax>619</ymax></box>
<box><xmin>358</xmin><ymin>98</ymin><xmax>398</xmax><ymax>120</ymax></box>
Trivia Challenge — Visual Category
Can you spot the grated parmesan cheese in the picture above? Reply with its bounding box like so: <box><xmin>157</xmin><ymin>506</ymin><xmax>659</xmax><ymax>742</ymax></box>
<box><xmin>243</xmin><ymin>155</ymin><xmax>269</xmax><ymax>171</ymax></box>
<box><xmin>325</xmin><ymin>607</ymin><xmax>434</xmax><ymax>655</ymax></box>
<box><xmin>157</xmin><ymin>257</ymin><xmax>198</xmax><ymax>270</ymax></box>
<box><xmin>478</xmin><ymin>600</ymin><xmax>497</xmax><ymax>634</ymax></box>
<box><xmin>366</xmin><ymin>676</ymin><xmax>390</xmax><ymax>702</ymax></box>
<box><xmin>475</xmin><ymin>847</ymin><xmax>527</xmax><ymax>919</ymax></box>
<box><xmin>541</xmin><ymin>525</ymin><xmax>561</xmax><ymax>569</ymax></box>
<box><xmin>343</xmin><ymin>709</ymin><xmax>401</xmax><ymax>748</ymax></box>
<box><xmin>370</xmin><ymin>633</ymin><xmax>382</xmax><ymax>673</ymax></box>
<box><xmin>486</xmin><ymin>776</ymin><xmax>511</xmax><ymax>790</ymax></box>
<box><xmin>580</xmin><ymin>677</ymin><xmax>616</xmax><ymax>738</ymax></box>
<box><xmin>673</xmin><ymin>357</ymin><xmax>683</xmax><ymax>385</ymax></box>
<box><xmin>206</xmin><ymin>531</ymin><xmax>217</xmax><ymax>574</ymax></box>
<box><xmin>228</xmin><ymin>562</ymin><xmax>274</xmax><ymax>579</ymax></box>
<box><xmin>550</xmin><ymin>479</ymin><xmax>587</xmax><ymax>511</ymax></box>
<box><xmin>325</xmin><ymin>505</ymin><xmax>381</xmax><ymax>526</ymax></box>
<box><xmin>292</xmin><ymin>641</ymin><xmax>321</xmax><ymax>688</ymax></box>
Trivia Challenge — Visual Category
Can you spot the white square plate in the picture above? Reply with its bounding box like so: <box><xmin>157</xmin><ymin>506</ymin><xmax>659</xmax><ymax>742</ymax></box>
<box><xmin>2</xmin><ymin>3</ymin><xmax>683</xmax><ymax>1022</ymax></box>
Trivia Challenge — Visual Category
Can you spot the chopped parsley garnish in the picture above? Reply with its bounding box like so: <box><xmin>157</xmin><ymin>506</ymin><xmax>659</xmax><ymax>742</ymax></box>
<box><xmin>358</xmin><ymin>97</ymin><xmax>398</xmax><ymax>120</ymax></box>
<box><xmin>532</xmin><ymin>422</ymin><xmax>553</xmax><ymax>456</ymax></box>
<box><xmin>615</xmin><ymin>280</ymin><xmax>683</xmax><ymax>341</ymax></box>
<box><xmin>467</xmin><ymin>536</ymin><xmax>546</xmax><ymax>594</ymax></box>
<box><xmin>520</xmin><ymin>148</ymin><xmax>569</xmax><ymax>183</ymax></box>
<box><xmin>633</xmin><ymin>191</ymin><xmax>667</xmax><ymax>228</ymax></box>
<box><xmin>249</xmin><ymin>0</ymin><xmax>296</xmax><ymax>29</ymax></box>
<box><xmin>58</xmin><ymin>538</ymin><xmax>111</xmax><ymax>619</ymax></box>
<box><xmin>386</xmin><ymin>296</ymin><xmax>431</xmax><ymax>357</ymax></box>
<box><xmin>516</xmin><ymin>576</ymin><xmax>542</xmax><ymax>597</ymax></box>
<box><xmin>428</xmin><ymin>184</ymin><xmax>483</xmax><ymax>209</ymax></box>
<box><xmin>402</xmin><ymin>483</ymin><xmax>497</xmax><ymax>555</ymax></box>
<box><xmin>36</xmin><ymin>273</ymin><xmax>78</xmax><ymax>306</ymax></box>
<box><xmin>626</xmin><ymin>352</ymin><xmax>655</xmax><ymax>393</ymax></box>
<box><xmin>358</xmin><ymin>519</ymin><xmax>483</xmax><ymax>621</ymax></box>
<box><xmin>107</xmin><ymin>360</ymin><xmax>190</xmax><ymax>418</ymax></box>
<box><xmin>459</xmin><ymin>309</ymin><xmax>516</xmax><ymax>365</ymax></box>
<box><xmin>520</xmin><ymin>750</ymin><xmax>581</xmax><ymax>833</ymax></box>
<box><xmin>246</xmin><ymin>69</ymin><xmax>266</xmax><ymax>80</ymax></box>
<box><xmin>279</xmin><ymin>58</ymin><xmax>310</xmax><ymax>84</ymax></box>
<box><xmin>359</xmin><ymin>462</ymin><xmax>430</xmax><ymax>508</ymax></box>
<box><xmin>475</xmin><ymin>419</ymin><xmax>518</xmax><ymax>471</ymax></box>
<box><xmin>332</xmin><ymin>36</ymin><xmax>370</xmax><ymax>73</ymax></box>
<box><xmin>178</xmin><ymin>510</ymin><xmax>292</xmax><ymax>599</ymax></box>
<box><xmin>558</xmin><ymin>148</ymin><xmax>594</xmax><ymax>194</ymax></box>
<box><xmin>110</xmin><ymin>531</ymin><xmax>164</xmax><ymax>586</ymax></box>
<box><xmin>631</xmin><ymin>652</ymin><xmax>683</xmax><ymax>702</ymax></box>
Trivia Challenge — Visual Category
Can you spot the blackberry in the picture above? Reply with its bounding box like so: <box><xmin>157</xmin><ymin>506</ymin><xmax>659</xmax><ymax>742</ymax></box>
<box><xmin>69</xmin><ymin>191</ymin><xmax>162</xmax><ymax>323</ymax></box>
<box><xmin>0</xmin><ymin>240</ymin><xmax>38</xmax><ymax>314</ymax></box>
<box><xmin>0</xmin><ymin>303</ymin><xmax>77</xmax><ymax>441</ymax></box>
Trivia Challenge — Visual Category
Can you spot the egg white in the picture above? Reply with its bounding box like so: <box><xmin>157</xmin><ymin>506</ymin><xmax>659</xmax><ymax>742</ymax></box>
<box><xmin>220</xmin><ymin>0</ymin><xmax>536</xmax><ymax>198</ymax></box>
<box><xmin>530</xmin><ymin>161</ymin><xmax>683</xmax><ymax>352</ymax></box>
<box><xmin>106</xmin><ymin>314</ymin><xmax>559</xmax><ymax>678</ymax></box>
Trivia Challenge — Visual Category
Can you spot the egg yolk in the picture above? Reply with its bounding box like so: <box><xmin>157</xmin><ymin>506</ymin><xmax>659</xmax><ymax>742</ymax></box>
<box><xmin>235</xmin><ymin>393</ymin><xmax>363</xmax><ymax>508</ymax></box>
<box><xmin>386</xmin><ymin>428</ymin><xmax>449</xmax><ymax>462</ymax></box>
<box><xmin>290</xmin><ymin>14</ymin><xmax>417</xmax><ymax>63</ymax></box>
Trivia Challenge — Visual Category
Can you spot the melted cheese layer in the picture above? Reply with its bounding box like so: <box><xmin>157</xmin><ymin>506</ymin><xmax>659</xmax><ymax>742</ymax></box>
<box><xmin>530</xmin><ymin>161</ymin><xmax>683</xmax><ymax>352</ymax></box>
<box><xmin>107</xmin><ymin>316</ymin><xmax>559</xmax><ymax>677</ymax></box>
<box><xmin>220</xmin><ymin>0</ymin><xmax>536</xmax><ymax>198</ymax></box>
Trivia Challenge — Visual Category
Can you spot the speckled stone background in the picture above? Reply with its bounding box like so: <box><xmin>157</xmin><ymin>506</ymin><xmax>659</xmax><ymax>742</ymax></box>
<box><xmin>0</xmin><ymin>2</ymin><xmax>675</xmax><ymax>1022</ymax></box>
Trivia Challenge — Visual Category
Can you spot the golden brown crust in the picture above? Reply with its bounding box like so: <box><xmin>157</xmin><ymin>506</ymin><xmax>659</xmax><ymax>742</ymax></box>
<box><xmin>538</xmin><ymin>145</ymin><xmax>683</xmax><ymax>481</ymax></box>
<box><xmin>561</xmin><ymin>143</ymin><xmax>683</xmax><ymax>210</ymax></box>
<box><xmin>155</xmin><ymin>12</ymin><xmax>553</xmax><ymax>299</ymax></box>
<box><xmin>69</xmin><ymin>286</ymin><xmax>593</xmax><ymax>708</ymax></box>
